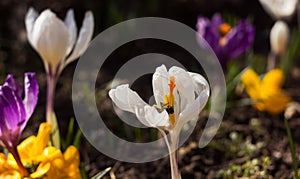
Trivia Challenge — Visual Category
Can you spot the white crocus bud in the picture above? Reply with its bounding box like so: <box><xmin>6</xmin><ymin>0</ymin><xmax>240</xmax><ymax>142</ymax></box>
<box><xmin>259</xmin><ymin>0</ymin><xmax>298</xmax><ymax>20</ymax></box>
<box><xmin>270</xmin><ymin>21</ymin><xmax>290</xmax><ymax>56</ymax></box>
<box><xmin>25</xmin><ymin>8</ymin><xmax>94</xmax><ymax>76</ymax></box>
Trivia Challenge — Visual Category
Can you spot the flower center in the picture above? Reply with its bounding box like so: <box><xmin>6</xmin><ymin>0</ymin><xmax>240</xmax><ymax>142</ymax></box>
<box><xmin>219</xmin><ymin>23</ymin><xmax>231</xmax><ymax>36</ymax></box>
<box><xmin>163</xmin><ymin>76</ymin><xmax>176</xmax><ymax>126</ymax></box>
<box><xmin>218</xmin><ymin>23</ymin><xmax>231</xmax><ymax>46</ymax></box>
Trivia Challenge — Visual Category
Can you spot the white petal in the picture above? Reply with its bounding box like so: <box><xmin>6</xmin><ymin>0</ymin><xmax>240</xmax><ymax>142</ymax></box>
<box><xmin>188</xmin><ymin>72</ymin><xmax>210</xmax><ymax>96</ymax></box>
<box><xmin>152</xmin><ymin>65</ymin><xmax>169</xmax><ymax>106</ymax></box>
<box><xmin>259</xmin><ymin>0</ymin><xmax>297</xmax><ymax>20</ymax></box>
<box><xmin>64</xmin><ymin>9</ymin><xmax>78</xmax><ymax>56</ymax></box>
<box><xmin>65</xmin><ymin>11</ymin><xmax>94</xmax><ymax>66</ymax></box>
<box><xmin>175</xmin><ymin>72</ymin><xmax>209</xmax><ymax>130</ymax></box>
<box><xmin>109</xmin><ymin>84</ymin><xmax>147</xmax><ymax>112</ymax></box>
<box><xmin>109</xmin><ymin>84</ymin><xmax>154</xmax><ymax>127</ymax></box>
<box><xmin>31</xmin><ymin>9</ymin><xmax>69</xmax><ymax>71</ymax></box>
<box><xmin>144</xmin><ymin>106</ymin><xmax>170</xmax><ymax>127</ymax></box>
<box><xmin>169</xmin><ymin>66</ymin><xmax>195</xmax><ymax>111</ymax></box>
<box><xmin>176</xmin><ymin>88</ymin><xmax>209</xmax><ymax>130</ymax></box>
<box><xmin>270</xmin><ymin>21</ymin><xmax>289</xmax><ymax>55</ymax></box>
<box><xmin>25</xmin><ymin>7</ymin><xmax>39</xmax><ymax>47</ymax></box>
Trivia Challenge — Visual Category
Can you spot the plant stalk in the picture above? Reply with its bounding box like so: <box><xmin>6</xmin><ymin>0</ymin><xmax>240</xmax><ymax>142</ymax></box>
<box><xmin>284</xmin><ymin>117</ymin><xmax>299</xmax><ymax>179</ymax></box>
<box><xmin>159</xmin><ymin>129</ymin><xmax>181</xmax><ymax>179</ymax></box>
<box><xmin>9</xmin><ymin>147</ymin><xmax>28</xmax><ymax>177</ymax></box>
<box><xmin>46</xmin><ymin>74</ymin><xmax>60</xmax><ymax>149</ymax></box>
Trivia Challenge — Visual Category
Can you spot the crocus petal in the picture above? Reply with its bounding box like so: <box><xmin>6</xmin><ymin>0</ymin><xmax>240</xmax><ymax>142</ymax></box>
<box><xmin>32</xmin><ymin>122</ymin><xmax>51</xmax><ymax>156</ymax></box>
<box><xmin>210</xmin><ymin>13</ymin><xmax>223</xmax><ymax>37</ymax></box>
<box><xmin>25</xmin><ymin>7</ymin><xmax>39</xmax><ymax>46</ymax></box>
<box><xmin>31</xmin><ymin>9</ymin><xmax>69</xmax><ymax>71</ymax></box>
<box><xmin>259</xmin><ymin>0</ymin><xmax>297</xmax><ymax>20</ymax></box>
<box><xmin>109</xmin><ymin>84</ymin><xmax>147</xmax><ymax>113</ymax></box>
<box><xmin>241</xmin><ymin>69</ymin><xmax>261</xmax><ymax>99</ymax></box>
<box><xmin>65</xmin><ymin>11</ymin><xmax>94</xmax><ymax>66</ymax></box>
<box><xmin>64</xmin><ymin>9</ymin><xmax>78</xmax><ymax>56</ymax></box>
<box><xmin>152</xmin><ymin>65</ymin><xmax>169</xmax><ymax>106</ymax></box>
<box><xmin>169</xmin><ymin>66</ymin><xmax>195</xmax><ymax>111</ymax></box>
<box><xmin>261</xmin><ymin>69</ymin><xmax>285</xmax><ymax>90</ymax></box>
<box><xmin>4</xmin><ymin>75</ymin><xmax>22</xmax><ymax>98</ymax></box>
<box><xmin>223</xmin><ymin>20</ymin><xmax>255</xmax><ymax>61</ymax></box>
<box><xmin>64</xmin><ymin>146</ymin><xmax>80</xmax><ymax>166</ymax></box>
<box><xmin>144</xmin><ymin>106</ymin><xmax>170</xmax><ymax>127</ymax></box>
<box><xmin>196</xmin><ymin>15</ymin><xmax>221</xmax><ymax>54</ymax></box>
<box><xmin>30</xmin><ymin>162</ymin><xmax>50</xmax><ymax>178</ymax></box>
<box><xmin>22</xmin><ymin>73</ymin><xmax>38</xmax><ymax>121</ymax></box>
<box><xmin>177</xmin><ymin>92</ymin><xmax>209</xmax><ymax>132</ymax></box>
<box><xmin>270</xmin><ymin>21</ymin><xmax>289</xmax><ymax>55</ymax></box>
<box><xmin>176</xmin><ymin>73</ymin><xmax>209</xmax><ymax>127</ymax></box>
<box><xmin>1</xmin><ymin>86</ymin><xmax>26</xmax><ymax>131</ymax></box>
<box><xmin>188</xmin><ymin>72</ymin><xmax>210</xmax><ymax>96</ymax></box>
<box><xmin>109</xmin><ymin>84</ymin><xmax>155</xmax><ymax>126</ymax></box>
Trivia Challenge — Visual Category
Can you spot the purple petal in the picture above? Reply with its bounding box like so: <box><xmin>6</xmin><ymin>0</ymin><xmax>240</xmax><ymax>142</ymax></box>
<box><xmin>196</xmin><ymin>15</ymin><xmax>221</xmax><ymax>57</ymax></box>
<box><xmin>0</xmin><ymin>96</ymin><xmax>6</xmax><ymax>137</ymax></box>
<box><xmin>4</xmin><ymin>75</ymin><xmax>22</xmax><ymax>98</ymax></box>
<box><xmin>0</xmin><ymin>86</ymin><xmax>26</xmax><ymax>131</ymax></box>
<box><xmin>223</xmin><ymin>20</ymin><xmax>255</xmax><ymax>61</ymax></box>
<box><xmin>22</xmin><ymin>72</ymin><xmax>38</xmax><ymax>121</ymax></box>
<box><xmin>210</xmin><ymin>13</ymin><xmax>223</xmax><ymax>38</ymax></box>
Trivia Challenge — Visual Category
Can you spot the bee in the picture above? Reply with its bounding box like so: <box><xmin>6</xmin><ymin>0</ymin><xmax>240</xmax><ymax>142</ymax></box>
<box><xmin>153</xmin><ymin>102</ymin><xmax>174</xmax><ymax>114</ymax></box>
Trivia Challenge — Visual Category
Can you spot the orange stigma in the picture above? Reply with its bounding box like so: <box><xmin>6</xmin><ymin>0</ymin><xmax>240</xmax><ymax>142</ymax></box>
<box><xmin>169</xmin><ymin>76</ymin><xmax>176</xmax><ymax>94</ymax></box>
<box><xmin>164</xmin><ymin>76</ymin><xmax>175</xmax><ymax>126</ymax></box>
<box><xmin>218</xmin><ymin>23</ymin><xmax>231</xmax><ymax>36</ymax></box>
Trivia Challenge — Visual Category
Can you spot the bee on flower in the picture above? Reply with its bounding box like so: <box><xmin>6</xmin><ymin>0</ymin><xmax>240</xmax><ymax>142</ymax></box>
<box><xmin>109</xmin><ymin>65</ymin><xmax>210</xmax><ymax>179</ymax></box>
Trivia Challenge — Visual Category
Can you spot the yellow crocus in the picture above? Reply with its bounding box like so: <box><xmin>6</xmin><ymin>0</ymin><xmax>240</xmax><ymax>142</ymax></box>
<box><xmin>2</xmin><ymin>122</ymin><xmax>81</xmax><ymax>179</ymax></box>
<box><xmin>241</xmin><ymin>68</ymin><xmax>291</xmax><ymax>114</ymax></box>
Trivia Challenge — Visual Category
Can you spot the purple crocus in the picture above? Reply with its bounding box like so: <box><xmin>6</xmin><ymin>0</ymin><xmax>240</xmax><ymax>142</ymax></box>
<box><xmin>196</xmin><ymin>13</ymin><xmax>255</xmax><ymax>67</ymax></box>
<box><xmin>0</xmin><ymin>73</ymin><xmax>38</xmax><ymax>149</ymax></box>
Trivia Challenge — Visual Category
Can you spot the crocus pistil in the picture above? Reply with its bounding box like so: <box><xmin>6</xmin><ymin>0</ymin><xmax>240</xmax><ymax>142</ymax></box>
<box><xmin>162</xmin><ymin>76</ymin><xmax>176</xmax><ymax>126</ymax></box>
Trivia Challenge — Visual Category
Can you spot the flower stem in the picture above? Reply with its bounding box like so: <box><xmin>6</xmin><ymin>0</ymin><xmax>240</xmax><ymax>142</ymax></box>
<box><xmin>159</xmin><ymin>129</ymin><xmax>181</xmax><ymax>179</ymax></box>
<box><xmin>169</xmin><ymin>149</ymin><xmax>181</xmax><ymax>179</ymax></box>
<box><xmin>46</xmin><ymin>74</ymin><xmax>60</xmax><ymax>149</ymax></box>
<box><xmin>284</xmin><ymin>117</ymin><xmax>299</xmax><ymax>179</ymax></box>
<box><xmin>9</xmin><ymin>147</ymin><xmax>28</xmax><ymax>177</ymax></box>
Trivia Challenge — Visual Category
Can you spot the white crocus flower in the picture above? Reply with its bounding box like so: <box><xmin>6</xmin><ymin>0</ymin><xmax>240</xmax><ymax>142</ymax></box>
<box><xmin>25</xmin><ymin>7</ymin><xmax>94</xmax><ymax>76</ymax></box>
<box><xmin>270</xmin><ymin>21</ymin><xmax>290</xmax><ymax>56</ymax></box>
<box><xmin>24</xmin><ymin>7</ymin><xmax>94</xmax><ymax>148</ymax></box>
<box><xmin>258</xmin><ymin>0</ymin><xmax>298</xmax><ymax>20</ymax></box>
<box><xmin>109</xmin><ymin>65</ymin><xmax>209</xmax><ymax>179</ymax></box>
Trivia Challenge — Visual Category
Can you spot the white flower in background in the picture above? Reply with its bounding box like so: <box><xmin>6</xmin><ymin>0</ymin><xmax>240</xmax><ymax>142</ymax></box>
<box><xmin>270</xmin><ymin>21</ymin><xmax>290</xmax><ymax>56</ymax></box>
<box><xmin>25</xmin><ymin>7</ymin><xmax>94</xmax><ymax>76</ymax></box>
<box><xmin>109</xmin><ymin>65</ymin><xmax>210</xmax><ymax>179</ymax></box>
<box><xmin>24</xmin><ymin>7</ymin><xmax>94</xmax><ymax>148</ymax></box>
<box><xmin>258</xmin><ymin>0</ymin><xmax>298</xmax><ymax>20</ymax></box>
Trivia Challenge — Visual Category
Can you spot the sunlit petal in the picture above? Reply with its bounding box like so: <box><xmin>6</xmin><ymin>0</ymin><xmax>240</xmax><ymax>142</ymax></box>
<box><xmin>31</xmin><ymin>9</ymin><xmax>69</xmax><ymax>71</ymax></box>
<box><xmin>25</xmin><ymin>7</ymin><xmax>38</xmax><ymax>47</ymax></box>
<box><xmin>152</xmin><ymin>65</ymin><xmax>169</xmax><ymax>106</ymax></box>
<box><xmin>64</xmin><ymin>9</ymin><xmax>77</xmax><ymax>56</ymax></box>
<box><xmin>65</xmin><ymin>11</ymin><xmax>94</xmax><ymax>66</ymax></box>
<box><xmin>144</xmin><ymin>106</ymin><xmax>170</xmax><ymax>127</ymax></box>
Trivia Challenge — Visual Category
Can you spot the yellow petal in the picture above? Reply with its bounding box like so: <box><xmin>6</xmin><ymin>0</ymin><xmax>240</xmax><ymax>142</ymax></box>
<box><xmin>261</xmin><ymin>69</ymin><xmax>284</xmax><ymax>89</ymax></box>
<box><xmin>16</xmin><ymin>136</ymin><xmax>36</xmax><ymax>162</ymax></box>
<box><xmin>241</xmin><ymin>69</ymin><xmax>261</xmax><ymax>99</ymax></box>
<box><xmin>30</xmin><ymin>162</ymin><xmax>50</xmax><ymax>178</ymax></box>
<box><xmin>32</xmin><ymin>123</ymin><xmax>52</xmax><ymax>156</ymax></box>
<box><xmin>0</xmin><ymin>170</ymin><xmax>21</xmax><ymax>179</ymax></box>
<box><xmin>264</xmin><ymin>91</ymin><xmax>291</xmax><ymax>114</ymax></box>
<box><xmin>64</xmin><ymin>146</ymin><xmax>80</xmax><ymax>166</ymax></box>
